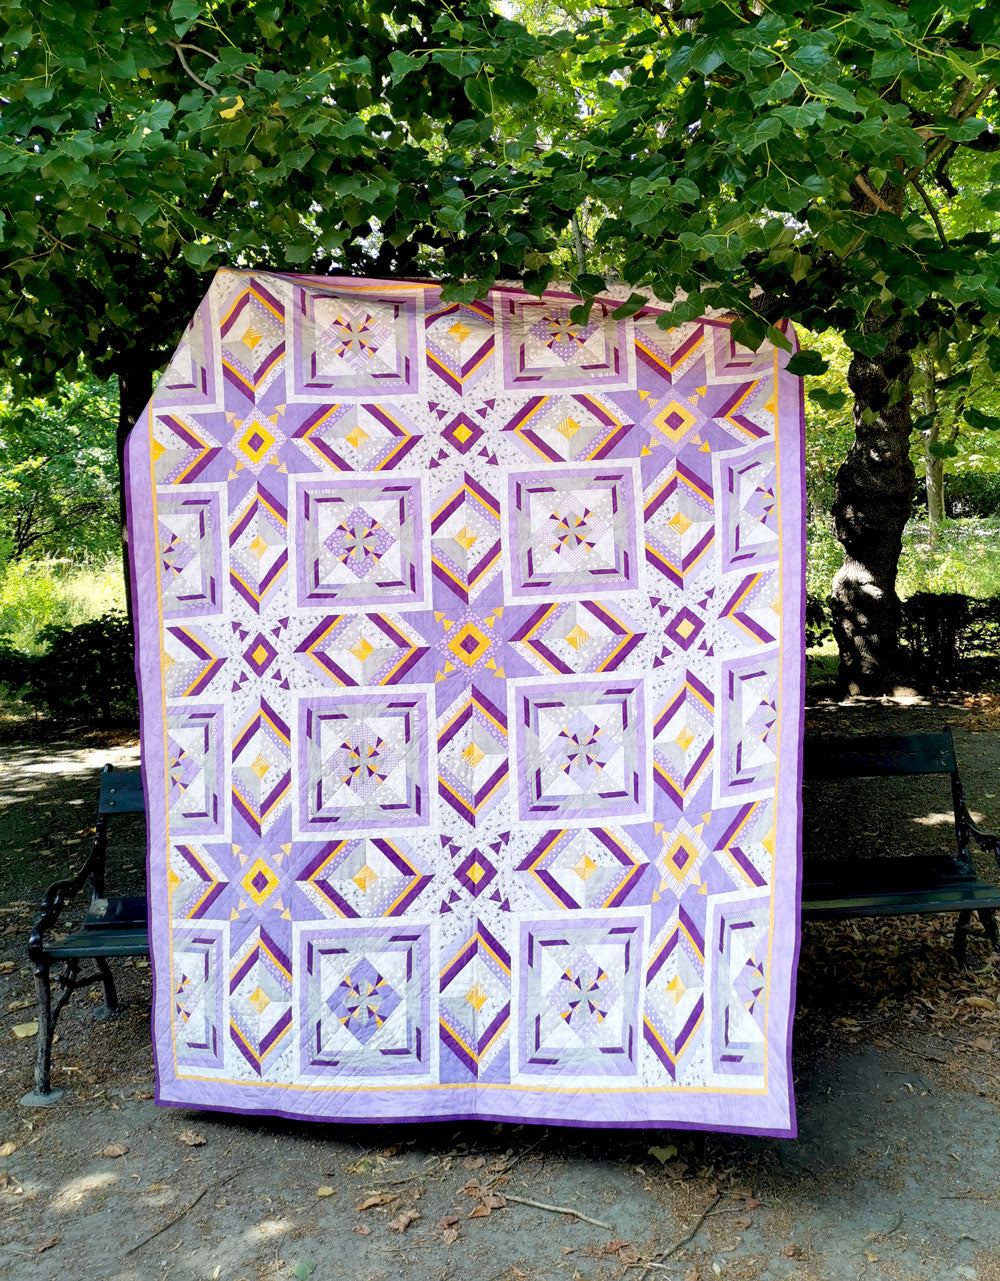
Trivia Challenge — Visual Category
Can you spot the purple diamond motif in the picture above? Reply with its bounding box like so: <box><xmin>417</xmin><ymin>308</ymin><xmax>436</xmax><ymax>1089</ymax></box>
<box><xmin>442</xmin><ymin>413</ymin><xmax>484</xmax><ymax>456</ymax></box>
<box><xmin>243</xmin><ymin>632</ymin><xmax>278</xmax><ymax>676</ymax></box>
<box><xmin>664</xmin><ymin>606</ymin><xmax>704</xmax><ymax>652</ymax></box>
<box><xmin>454</xmin><ymin>849</ymin><xmax>497</xmax><ymax>898</ymax></box>
<box><xmin>326</xmin><ymin>956</ymin><xmax>401</xmax><ymax>1044</ymax></box>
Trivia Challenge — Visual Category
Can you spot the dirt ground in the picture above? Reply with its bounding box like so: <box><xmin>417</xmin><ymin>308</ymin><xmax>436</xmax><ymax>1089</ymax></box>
<box><xmin>2</xmin><ymin>694</ymin><xmax>1000</xmax><ymax>1281</ymax></box>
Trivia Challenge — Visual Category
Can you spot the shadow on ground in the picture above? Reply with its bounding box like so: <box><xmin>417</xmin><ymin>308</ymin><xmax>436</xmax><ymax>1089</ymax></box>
<box><xmin>1</xmin><ymin>709</ymin><xmax>999</xmax><ymax>1281</ymax></box>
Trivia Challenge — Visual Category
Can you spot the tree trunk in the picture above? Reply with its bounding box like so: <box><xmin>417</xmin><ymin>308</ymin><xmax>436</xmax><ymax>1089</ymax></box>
<box><xmin>116</xmin><ymin>364</ymin><xmax>155</xmax><ymax>630</ymax></box>
<box><xmin>925</xmin><ymin>449</ymin><xmax>945</xmax><ymax>534</ymax></box>
<box><xmin>829</xmin><ymin>326</ymin><xmax>915</xmax><ymax>695</ymax></box>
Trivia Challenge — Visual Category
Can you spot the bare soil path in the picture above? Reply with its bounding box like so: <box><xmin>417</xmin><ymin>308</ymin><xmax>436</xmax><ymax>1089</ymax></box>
<box><xmin>2</xmin><ymin>699</ymin><xmax>999</xmax><ymax>1281</ymax></box>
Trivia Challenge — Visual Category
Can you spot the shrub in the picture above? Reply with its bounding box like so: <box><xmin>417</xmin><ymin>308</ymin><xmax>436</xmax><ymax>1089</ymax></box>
<box><xmin>0</xmin><ymin>611</ymin><xmax>137</xmax><ymax>725</ymax></box>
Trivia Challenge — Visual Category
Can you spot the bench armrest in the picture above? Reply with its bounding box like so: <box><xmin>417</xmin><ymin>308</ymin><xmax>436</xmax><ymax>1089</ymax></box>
<box><xmin>957</xmin><ymin>798</ymin><xmax>1000</xmax><ymax>866</ymax></box>
<box><xmin>27</xmin><ymin>835</ymin><xmax>105</xmax><ymax>964</ymax></box>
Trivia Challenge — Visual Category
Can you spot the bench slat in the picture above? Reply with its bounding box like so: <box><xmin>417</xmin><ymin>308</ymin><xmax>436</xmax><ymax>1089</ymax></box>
<box><xmin>803</xmin><ymin>732</ymin><xmax>956</xmax><ymax>779</ymax></box>
<box><xmin>45</xmin><ymin>927</ymin><xmax>150</xmax><ymax>959</ymax></box>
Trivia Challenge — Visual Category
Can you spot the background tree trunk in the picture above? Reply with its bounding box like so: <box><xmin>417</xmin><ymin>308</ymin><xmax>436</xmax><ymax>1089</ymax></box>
<box><xmin>925</xmin><ymin>449</ymin><xmax>945</xmax><ymax>533</ymax></box>
<box><xmin>116</xmin><ymin>364</ymin><xmax>154</xmax><ymax>630</ymax></box>
<box><xmin>829</xmin><ymin>327</ymin><xmax>915</xmax><ymax>695</ymax></box>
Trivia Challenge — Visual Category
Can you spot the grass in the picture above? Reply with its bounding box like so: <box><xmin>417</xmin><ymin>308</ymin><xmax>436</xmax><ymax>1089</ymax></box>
<box><xmin>808</xmin><ymin>515</ymin><xmax>1000</xmax><ymax>601</ymax></box>
<box><xmin>0</xmin><ymin>556</ymin><xmax>126</xmax><ymax>652</ymax></box>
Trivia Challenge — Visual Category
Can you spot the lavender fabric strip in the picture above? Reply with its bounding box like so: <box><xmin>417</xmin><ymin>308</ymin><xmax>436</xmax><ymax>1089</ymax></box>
<box><xmin>127</xmin><ymin>271</ymin><xmax>804</xmax><ymax>1135</ymax></box>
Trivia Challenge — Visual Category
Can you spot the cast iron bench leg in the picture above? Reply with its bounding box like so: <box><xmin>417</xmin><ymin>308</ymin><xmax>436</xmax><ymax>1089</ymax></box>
<box><xmin>96</xmin><ymin>957</ymin><xmax>120</xmax><ymax>1014</ymax></box>
<box><xmin>22</xmin><ymin>956</ymin><xmax>63</xmax><ymax>1105</ymax></box>
<box><xmin>978</xmin><ymin>907</ymin><xmax>1000</xmax><ymax>953</ymax></box>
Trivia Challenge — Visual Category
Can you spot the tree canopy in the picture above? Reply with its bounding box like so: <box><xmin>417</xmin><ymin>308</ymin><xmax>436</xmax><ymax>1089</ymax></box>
<box><xmin>3</xmin><ymin>0</ymin><xmax>999</xmax><ymax>688</ymax></box>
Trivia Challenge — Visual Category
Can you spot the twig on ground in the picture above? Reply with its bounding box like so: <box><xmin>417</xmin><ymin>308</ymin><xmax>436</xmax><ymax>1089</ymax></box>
<box><xmin>633</xmin><ymin>1191</ymin><xmax>723</xmax><ymax>1280</ymax></box>
<box><xmin>877</xmin><ymin>1210</ymin><xmax>904</xmax><ymax>1238</ymax></box>
<box><xmin>502</xmin><ymin>1192</ymin><xmax>613</xmax><ymax>1230</ymax></box>
<box><xmin>123</xmin><ymin>1171</ymin><xmax>239</xmax><ymax>1257</ymax></box>
<box><xmin>486</xmin><ymin>1132</ymin><xmax>548</xmax><ymax>1186</ymax></box>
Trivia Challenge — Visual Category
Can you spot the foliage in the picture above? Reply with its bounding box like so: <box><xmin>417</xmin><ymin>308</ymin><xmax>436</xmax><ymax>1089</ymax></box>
<box><xmin>2</xmin><ymin>1</ymin><xmax>999</xmax><ymax>388</ymax></box>
<box><xmin>0</xmin><ymin>376</ymin><xmax>119</xmax><ymax>567</ymax></box>
<box><xmin>0</xmin><ymin>557</ymin><xmax>126</xmax><ymax>651</ymax></box>
<box><xmin>0</xmin><ymin>611</ymin><xmax>137</xmax><ymax>725</ymax></box>
<box><xmin>807</xmin><ymin>516</ymin><xmax>1000</xmax><ymax>601</ymax></box>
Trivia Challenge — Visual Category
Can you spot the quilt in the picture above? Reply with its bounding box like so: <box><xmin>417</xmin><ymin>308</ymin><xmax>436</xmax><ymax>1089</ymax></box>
<box><xmin>126</xmin><ymin>270</ymin><xmax>804</xmax><ymax>1134</ymax></box>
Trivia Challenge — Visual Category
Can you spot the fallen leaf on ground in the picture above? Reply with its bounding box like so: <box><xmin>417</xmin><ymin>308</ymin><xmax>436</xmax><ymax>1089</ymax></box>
<box><xmin>178</xmin><ymin>1129</ymin><xmax>206</xmax><ymax>1146</ymax></box>
<box><xmin>442</xmin><ymin>1227</ymin><xmax>460</xmax><ymax>1245</ymax></box>
<box><xmin>346</xmin><ymin>1156</ymin><xmax>377</xmax><ymax>1175</ymax></box>
<box><xmin>972</xmin><ymin>1036</ymin><xmax>994</xmax><ymax>1051</ymax></box>
<box><xmin>648</xmin><ymin>1145</ymin><xmax>677</xmax><ymax>1164</ymax></box>
<box><xmin>353</xmin><ymin>1224</ymin><xmax>371</xmax><ymax>1237</ymax></box>
<box><xmin>684</xmin><ymin>1270</ymin><xmax>702</xmax><ymax>1281</ymax></box>
<box><xmin>463</xmin><ymin>1155</ymin><xmax>486</xmax><ymax>1169</ymax></box>
<box><xmin>136</xmin><ymin>1090</ymin><xmax>154</xmax><ymax>1100</ymax></box>
<box><xmin>733</xmin><ymin>1216</ymin><xmax>752</xmax><ymax>1230</ymax></box>
<box><xmin>0</xmin><ymin>961</ymin><xmax>14</xmax><ymax>973</ymax></box>
<box><xmin>963</xmin><ymin>996</ymin><xmax>996</xmax><ymax>1011</ymax></box>
<box><xmin>745</xmin><ymin>1196</ymin><xmax>761</xmax><ymax>1210</ymax></box>
<box><xmin>781</xmin><ymin>1244</ymin><xmax>807</xmax><ymax>1259</ymax></box>
<box><xmin>8</xmin><ymin>998</ymin><xmax>32</xmax><ymax>1012</ymax></box>
<box><xmin>865</xmin><ymin>1251</ymin><xmax>879</xmax><ymax>1263</ymax></box>
<box><xmin>356</xmin><ymin>1192</ymin><xmax>395</xmax><ymax>1211</ymax></box>
<box><xmin>437</xmin><ymin>1216</ymin><xmax>459</xmax><ymax>1229</ymax></box>
<box><xmin>94</xmin><ymin>1143</ymin><xmax>129</xmax><ymax>1159</ymax></box>
<box><xmin>315</xmin><ymin>1185</ymin><xmax>334</xmax><ymax>1198</ymax></box>
<box><xmin>562</xmin><ymin>1247</ymin><xmax>576</xmax><ymax>1255</ymax></box>
<box><xmin>36</xmin><ymin>1236</ymin><xmax>61</xmax><ymax>1254</ymax></box>
<box><xmin>390</xmin><ymin>1209</ymin><xmax>420</xmax><ymax>1232</ymax></box>
<box><xmin>0</xmin><ymin>1143</ymin><xmax>16</xmax><ymax>1159</ymax></box>
<box><xmin>11</xmin><ymin>1022</ymin><xmax>37</xmax><ymax>1038</ymax></box>
<box><xmin>0</xmin><ymin>1172</ymin><xmax>23</xmax><ymax>1193</ymax></box>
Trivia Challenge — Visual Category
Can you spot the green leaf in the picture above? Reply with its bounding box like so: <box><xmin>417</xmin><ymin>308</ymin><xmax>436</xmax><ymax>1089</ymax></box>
<box><xmin>291</xmin><ymin>1265</ymin><xmax>316</xmax><ymax>1281</ymax></box>
<box><xmin>180</xmin><ymin>240</ymin><xmax>215</xmax><ymax>268</ymax></box>
<box><xmin>575</xmin><ymin>272</ymin><xmax>606</xmax><ymax>296</ymax></box>
<box><xmin>786</xmin><ymin>349</ymin><xmax>829</xmax><ymax>376</ymax></box>
<box><xmin>611</xmin><ymin>293</ymin><xmax>648</xmax><ymax>319</ymax></box>
<box><xmin>964</xmin><ymin>407</ymin><xmax>1000</xmax><ymax>431</ymax></box>
<box><xmin>169</xmin><ymin>0</ymin><xmax>202</xmax><ymax>36</ymax></box>
<box><xmin>928</xmin><ymin>440</ymin><xmax>958</xmax><ymax>458</ymax></box>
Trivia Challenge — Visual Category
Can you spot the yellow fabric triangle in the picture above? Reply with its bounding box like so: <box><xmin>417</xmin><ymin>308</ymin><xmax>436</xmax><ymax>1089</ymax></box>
<box><xmin>230</xmin><ymin>908</ymin><xmax>240</xmax><ymax>920</ymax></box>
<box><xmin>638</xmin><ymin>389</ymin><xmax>649</xmax><ymax>401</ymax></box>
<box><xmin>268</xmin><ymin>414</ymin><xmax>279</xmax><ymax>425</ymax></box>
<box><xmin>495</xmin><ymin>666</ymin><xmax>505</xmax><ymax>678</ymax></box>
<box><xmin>702</xmin><ymin>812</ymin><xmax>712</xmax><ymax>824</ymax></box>
<box><xmin>281</xmin><ymin>908</ymin><xmax>291</xmax><ymax>920</ymax></box>
<box><xmin>486</xmin><ymin>657</ymin><xmax>496</xmax><ymax>670</ymax></box>
<box><xmin>485</xmin><ymin>617</ymin><xmax>495</xmax><ymax>628</ymax></box>
<box><xmin>700</xmin><ymin>441</ymin><xmax>711</xmax><ymax>452</ymax></box>
<box><xmin>435</xmin><ymin>670</ymin><xmax>446</xmax><ymax>682</ymax></box>
<box><xmin>281</xmin><ymin>843</ymin><xmax>291</xmax><ymax>855</ymax></box>
<box><xmin>228</xmin><ymin>469</ymin><xmax>238</xmax><ymax>480</ymax></box>
<box><xmin>494</xmin><ymin>606</ymin><xmax>503</xmax><ymax>618</ymax></box>
<box><xmin>654</xmin><ymin>821</ymin><xmax>664</xmax><ymax>835</ymax></box>
<box><xmin>696</xmin><ymin>385</ymin><xmax>707</xmax><ymax>397</ymax></box>
<box><xmin>278</xmin><ymin>462</ymin><xmax>288</xmax><ymax>473</ymax></box>
<box><xmin>641</xmin><ymin>445</ymin><xmax>652</xmax><ymax>456</ymax></box>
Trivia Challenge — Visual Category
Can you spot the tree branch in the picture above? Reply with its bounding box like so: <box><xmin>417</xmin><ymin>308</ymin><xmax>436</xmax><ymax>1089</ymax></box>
<box><xmin>910</xmin><ymin>176</ymin><xmax>948</xmax><ymax>245</ymax></box>
<box><xmin>167</xmin><ymin>40</ymin><xmax>217</xmax><ymax>95</ymax></box>
<box><xmin>853</xmin><ymin>174</ymin><xmax>895</xmax><ymax>213</ymax></box>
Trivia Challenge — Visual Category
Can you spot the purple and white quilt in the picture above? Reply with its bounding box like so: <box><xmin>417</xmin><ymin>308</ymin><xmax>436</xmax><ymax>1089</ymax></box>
<box><xmin>127</xmin><ymin>270</ymin><xmax>804</xmax><ymax>1134</ymax></box>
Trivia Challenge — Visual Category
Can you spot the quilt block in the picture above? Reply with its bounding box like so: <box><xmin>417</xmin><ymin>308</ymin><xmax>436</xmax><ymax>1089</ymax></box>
<box><xmin>128</xmin><ymin>271</ymin><xmax>804</xmax><ymax>1134</ymax></box>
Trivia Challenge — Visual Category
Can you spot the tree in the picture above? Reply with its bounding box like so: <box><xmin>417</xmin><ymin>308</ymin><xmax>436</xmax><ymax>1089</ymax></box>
<box><xmin>3</xmin><ymin>1</ymin><xmax>1000</xmax><ymax>690</ymax></box>
<box><xmin>0</xmin><ymin>375</ymin><xmax>118</xmax><ymax>568</ymax></box>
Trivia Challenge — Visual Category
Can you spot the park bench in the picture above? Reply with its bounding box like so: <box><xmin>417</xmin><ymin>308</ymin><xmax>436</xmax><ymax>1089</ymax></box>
<box><xmin>22</xmin><ymin>731</ymin><xmax>1000</xmax><ymax>1103</ymax></box>
<box><xmin>801</xmin><ymin>730</ymin><xmax>1000</xmax><ymax>962</ymax></box>
<box><xmin>23</xmin><ymin>765</ymin><xmax>147</xmax><ymax>1105</ymax></box>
